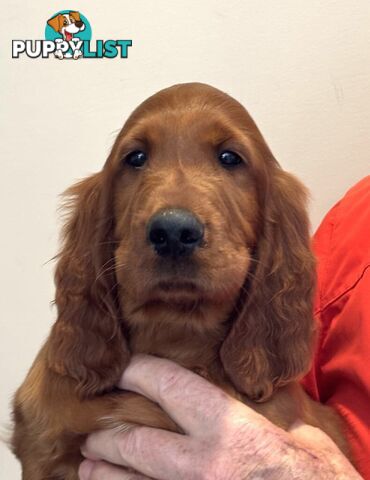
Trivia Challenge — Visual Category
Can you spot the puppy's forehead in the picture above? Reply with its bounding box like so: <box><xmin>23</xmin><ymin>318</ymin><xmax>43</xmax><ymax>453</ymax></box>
<box><xmin>123</xmin><ymin>112</ymin><xmax>241</xmax><ymax>147</ymax></box>
<box><xmin>121</xmin><ymin>83</ymin><xmax>259</xmax><ymax>142</ymax></box>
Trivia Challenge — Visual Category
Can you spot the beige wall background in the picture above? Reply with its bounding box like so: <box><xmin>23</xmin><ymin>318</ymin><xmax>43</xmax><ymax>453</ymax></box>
<box><xmin>1</xmin><ymin>1</ymin><xmax>369</xmax><ymax>476</ymax></box>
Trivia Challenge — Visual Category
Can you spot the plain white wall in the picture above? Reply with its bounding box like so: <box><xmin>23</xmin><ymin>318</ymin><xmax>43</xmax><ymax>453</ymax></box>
<box><xmin>1</xmin><ymin>1</ymin><xmax>369</xmax><ymax>476</ymax></box>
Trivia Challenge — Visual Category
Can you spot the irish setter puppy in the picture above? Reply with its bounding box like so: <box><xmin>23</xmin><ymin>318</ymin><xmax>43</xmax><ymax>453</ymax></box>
<box><xmin>12</xmin><ymin>83</ymin><xmax>348</xmax><ymax>479</ymax></box>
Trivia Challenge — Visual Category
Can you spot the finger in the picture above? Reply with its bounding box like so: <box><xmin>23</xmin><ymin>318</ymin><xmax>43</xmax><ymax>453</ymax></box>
<box><xmin>118</xmin><ymin>354</ymin><xmax>257</xmax><ymax>436</ymax></box>
<box><xmin>79</xmin><ymin>459</ymin><xmax>151</xmax><ymax>479</ymax></box>
<box><xmin>82</xmin><ymin>425</ymin><xmax>200</xmax><ymax>480</ymax></box>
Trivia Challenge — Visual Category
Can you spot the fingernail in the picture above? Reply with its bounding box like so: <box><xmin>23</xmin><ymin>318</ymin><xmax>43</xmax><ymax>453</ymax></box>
<box><xmin>78</xmin><ymin>459</ymin><xmax>95</xmax><ymax>479</ymax></box>
<box><xmin>80</xmin><ymin>443</ymin><xmax>88</xmax><ymax>457</ymax></box>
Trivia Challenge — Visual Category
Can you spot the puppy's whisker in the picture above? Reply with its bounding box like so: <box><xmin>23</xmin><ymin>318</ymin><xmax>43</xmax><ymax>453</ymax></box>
<box><xmin>95</xmin><ymin>258</ymin><xmax>117</xmax><ymax>281</ymax></box>
<box><xmin>96</xmin><ymin>261</ymin><xmax>127</xmax><ymax>282</ymax></box>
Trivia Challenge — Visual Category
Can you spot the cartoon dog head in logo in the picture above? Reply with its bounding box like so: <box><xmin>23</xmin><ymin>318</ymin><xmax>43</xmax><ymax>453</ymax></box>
<box><xmin>47</xmin><ymin>11</ymin><xmax>85</xmax><ymax>59</ymax></box>
<box><xmin>47</xmin><ymin>11</ymin><xmax>85</xmax><ymax>41</ymax></box>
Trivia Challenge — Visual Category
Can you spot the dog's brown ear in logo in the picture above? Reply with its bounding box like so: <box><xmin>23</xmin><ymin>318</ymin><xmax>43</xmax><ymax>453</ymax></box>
<box><xmin>69</xmin><ymin>11</ymin><xmax>82</xmax><ymax>22</ymax></box>
<box><xmin>47</xmin><ymin>14</ymin><xmax>63</xmax><ymax>33</ymax></box>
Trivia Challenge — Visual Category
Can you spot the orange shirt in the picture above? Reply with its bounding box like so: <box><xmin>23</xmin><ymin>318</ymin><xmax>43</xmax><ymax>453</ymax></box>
<box><xmin>302</xmin><ymin>176</ymin><xmax>370</xmax><ymax>479</ymax></box>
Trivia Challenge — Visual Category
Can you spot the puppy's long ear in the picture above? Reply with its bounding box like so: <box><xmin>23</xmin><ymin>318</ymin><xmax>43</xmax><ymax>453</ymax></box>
<box><xmin>220</xmin><ymin>166</ymin><xmax>316</xmax><ymax>402</ymax></box>
<box><xmin>48</xmin><ymin>172</ymin><xmax>130</xmax><ymax>398</ymax></box>
<box><xmin>69</xmin><ymin>11</ymin><xmax>81</xmax><ymax>22</ymax></box>
<box><xmin>47</xmin><ymin>14</ymin><xmax>63</xmax><ymax>33</ymax></box>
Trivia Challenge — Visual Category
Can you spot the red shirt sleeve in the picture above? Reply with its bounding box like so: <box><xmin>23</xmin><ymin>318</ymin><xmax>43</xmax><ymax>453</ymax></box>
<box><xmin>301</xmin><ymin>176</ymin><xmax>370</xmax><ymax>479</ymax></box>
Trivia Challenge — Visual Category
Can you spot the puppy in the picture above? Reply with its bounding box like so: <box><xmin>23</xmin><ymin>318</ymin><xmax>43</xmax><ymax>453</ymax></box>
<box><xmin>12</xmin><ymin>83</ymin><xmax>349</xmax><ymax>479</ymax></box>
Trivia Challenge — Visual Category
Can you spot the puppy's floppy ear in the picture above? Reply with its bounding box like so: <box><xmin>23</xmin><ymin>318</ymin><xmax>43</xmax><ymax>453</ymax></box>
<box><xmin>47</xmin><ymin>14</ymin><xmax>63</xmax><ymax>33</ymax></box>
<box><xmin>48</xmin><ymin>172</ymin><xmax>130</xmax><ymax>398</ymax></box>
<box><xmin>220</xmin><ymin>165</ymin><xmax>316</xmax><ymax>402</ymax></box>
<box><xmin>69</xmin><ymin>11</ymin><xmax>81</xmax><ymax>22</ymax></box>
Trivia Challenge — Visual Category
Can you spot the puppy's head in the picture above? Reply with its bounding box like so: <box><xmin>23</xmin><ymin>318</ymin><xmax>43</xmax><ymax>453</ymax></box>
<box><xmin>49</xmin><ymin>83</ymin><xmax>315</xmax><ymax>400</ymax></box>
<box><xmin>47</xmin><ymin>11</ymin><xmax>84</xmax><ymax>38</ymax></box>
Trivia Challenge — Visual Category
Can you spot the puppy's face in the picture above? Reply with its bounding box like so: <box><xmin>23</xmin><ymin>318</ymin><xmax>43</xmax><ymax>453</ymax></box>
<box><xmin>47</xmin><ymin>12</ymin><xmax>84</xmax><ymax>39</ymax></box>
<box><xmin>50</xmin><ymin>83</ymin><xmax>314</xmax><ymax>400</ymax></box>
<box><xmin>109</xmin><ymin>84</ymin><xmax>268</xmax><ymax>329</ymax></box>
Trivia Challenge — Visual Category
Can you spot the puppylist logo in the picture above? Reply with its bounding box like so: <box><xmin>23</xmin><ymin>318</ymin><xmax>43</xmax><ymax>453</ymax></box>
<box><xmin>12</xmin><ymin>10</ymin><xmax>132</xmax><ymax>59</ymax></box>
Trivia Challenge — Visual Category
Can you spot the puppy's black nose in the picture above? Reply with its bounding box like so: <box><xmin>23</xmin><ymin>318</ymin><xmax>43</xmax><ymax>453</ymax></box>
<box><xmin>147</xmin><ymin>208</ymin><xmax>204</xmax><ymax>258</ymax></box>
<box><xmin>75</xmin><ymin>21</ymin><xmax>83</xmax><ymax>28</ymax></box>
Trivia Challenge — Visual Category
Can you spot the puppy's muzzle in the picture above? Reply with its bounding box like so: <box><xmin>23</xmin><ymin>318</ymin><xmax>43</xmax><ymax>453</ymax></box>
<box><xmin>147</xmin><ymin>208</ymin><xmax>204</xmax><ymax>258</ymax></box>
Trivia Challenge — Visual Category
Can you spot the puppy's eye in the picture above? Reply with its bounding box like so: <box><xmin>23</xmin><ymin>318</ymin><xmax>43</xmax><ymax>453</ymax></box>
<box><xmin>125</xmin><ymin>151</ymin><xmax>147</xmax><ymax>169</ymax></box>
<box><xmin>218</xmin><ymin>150</ymin><xmax>243</xmax><ymax>168</ymax></box>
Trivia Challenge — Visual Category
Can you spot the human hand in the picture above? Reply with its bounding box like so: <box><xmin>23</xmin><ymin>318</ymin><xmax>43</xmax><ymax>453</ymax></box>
<box><xmin>79</xmin><ymin>354</ymin><xmax>360</xmax><ymax>479</ymax></box>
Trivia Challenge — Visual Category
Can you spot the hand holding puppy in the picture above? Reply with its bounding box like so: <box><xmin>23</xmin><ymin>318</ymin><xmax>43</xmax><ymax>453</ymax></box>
<box><xmin>80</xmin><ymin>355</ymin><xmax>360</xmax><ymax>480</ymax></box>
